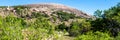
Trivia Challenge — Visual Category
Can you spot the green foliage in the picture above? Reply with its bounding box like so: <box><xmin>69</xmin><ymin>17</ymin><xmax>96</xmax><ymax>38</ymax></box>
<box><xmin>104</xmin><ymin>3</ymin><xmax>120</xmax><ymax>19</ymax></box>
<box><xmin>91</xmin><ymin>2</ymin><xmax>120</xmax><ymax>37</ymax></box>
<box><xmin>1</xmin><ymin>2</ymin><xmax>120</xmax><ymax>40</ymax></box>
<box><xmin>69</xmin><ymin>19</ymin><xmax>91</xmax><ymax>36</ymax></box>
<box><xmin>56</xmin><ymin>23</ymin><xmax>68</xmax><ymax>31</ymax></box>
<box><xmin>114</xmin><ymin>32</ymin><xmax>120</xmax><ymax>40</ymax></box>
<box><xmin>94</xmin><ymin>10</ymin><xmax>102</xmax><ymax>18</ymax></box>
<box><xmin>31</xmin><ymin>12</ymin><xmax>49</xmax><ymax>18</ymax></box>
<box><xmin>13</xmin><ymin>6</ymin><xmax>28</xmax><ymax>9</ymax></box>
<box><xmin>5</xmin><ymin>15</ymin><xmax>26</xmax><ymax>26</ymax></box>
<box><xmin>52</xmin><ymin>15</ymin><xmax>57</xmax><ymax>21</ymax></box>
<box><xmin>0</xmin><ymin>15</ymin><xmax>57</xmax><ymax>40</ymax></box>
<box><xmin>34</xmin><ymin>18</ymin><xmax>52</xmax><ymax>29</ymax></box>
<box><xmin>0</xmin><ymin>6</ymin><xmax>7</xmax><ymax>8</ymax></box>
<box><xmin>0</xmin><ymin>15</ymin><xmax>25</xmax><ymax>40</ymax></box>
<box><xmin>56</xmin><ymin>11</ymin><xmax>75</xmax><ymax>21</ymax></box>
<box><xmin>13</xmin><ymin>6</ymin><xmax>29</xmax><ymax>18</ymax></box>
<box><xmin>75</xmin><ymin>31</ymin><xmax>112</xmax><ymax>40</ymax></box>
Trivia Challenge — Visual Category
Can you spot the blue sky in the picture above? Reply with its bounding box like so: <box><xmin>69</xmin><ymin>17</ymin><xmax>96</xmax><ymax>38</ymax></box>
<box><xmin>0</xmin><ymin>0</ymin><xmax>119</xmax><ymax>15</ymax></box>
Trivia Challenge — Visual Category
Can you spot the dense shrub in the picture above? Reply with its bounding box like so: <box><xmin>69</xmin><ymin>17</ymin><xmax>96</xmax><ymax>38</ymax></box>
<box><xmin>56</xmin><ymin>11</ymin><xmax>75</xmax><ymax>21</ymax></box>
<box><xmin>1</xmin><ymin>2</ymin><xmax>120</xmax><ymax>40</ymax></box>
<box><xmin>0</xmin><ymin>15</ymin><xmax>25</xmax><ymax>40</ymax></box>
<box><xmin>91</xmin><ymin>3</ymin><xmax>120</xmax><ymax>37</ymax></box>
<box><xmin>69</xmin><ymin>19</ymin><xmax>91</xmax><ymax>36</ymax></box>
<box><xmin>75</xmin><ymin>31</ymin><xmax>112</xmax><ymax>40</ymax></box>
<box><xmin>0</xmin><ymin>15</ymin><xmax>56</xmax><ymax>40</ymax></box>
<box><xmin>114</xmin><ymin>32</ymin><xmax>120</xmax><ymax>40</ymax></box>
<box><xmin>55</xmin><ymin>23</ymin><xmax>68</xmax><ymax>31</ymax></box>
<box><xmin>31</xmin><ymin>12</ymin><xmax>49</xmax><ymax>18</ymax></box>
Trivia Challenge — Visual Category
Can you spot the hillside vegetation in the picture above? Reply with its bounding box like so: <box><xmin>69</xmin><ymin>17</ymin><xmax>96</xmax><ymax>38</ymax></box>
<box><xmin>0</xmin><ymin>3</ymin><xmax>120</xmax><ymax>40</ymax></box>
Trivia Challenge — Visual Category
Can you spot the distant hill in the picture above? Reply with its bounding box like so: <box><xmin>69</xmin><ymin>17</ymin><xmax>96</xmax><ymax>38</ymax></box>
<box><xmin>0</xmin><ymin>3</ymin><xmax>94</xmax><ymax>26</ymax></box>
<box><xmin>0</xmin><ymin>3</ymin><xmax>93</xmax><ymax>18</ymax></box>
<box><xmin>23</xmin><ymin>3</ymin><xmax>92</xmax><ymax>18</ymax></box>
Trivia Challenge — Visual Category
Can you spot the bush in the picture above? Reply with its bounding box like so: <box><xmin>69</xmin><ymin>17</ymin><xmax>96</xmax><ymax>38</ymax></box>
<box><xmin>0</xmin><ymin>15</ymin><xmax>57</xmax><ymax>40</ymax></box>
<box><xmin>0</xmin><ymin>15</ymin><xmax>25</xmax><ymax>40</ymax></box>
<box><xmin>31</xmin><ymin>12</ymin><xmax>49</xmax><ymax>18</ymax></box>
<box><xmin>69</xmin><ymin>19</ymin><xmax>91</xmax><ymax>36</ymax></box>
<box><xmin>55</xmin><ymin>23</ymin><xmax>68</xmax><ymax>31</ymax></box>
<box><xmin>114</xmin><ymin>32</ymin><xmax>120</xmax><ymax>40</ymax></box>
<box><xmin>56</xmin><ymin>11</ymin><xmax>75</xmax><ymax>21</ymax></box>
<box><xmin>75</xmin><ymin>31</ymin><xmax>112</xmax><ymax>40</ymax></box>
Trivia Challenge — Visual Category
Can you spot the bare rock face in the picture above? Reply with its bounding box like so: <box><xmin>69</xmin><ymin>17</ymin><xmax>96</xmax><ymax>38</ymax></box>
<box><xmin>23</xmin><ymin>3</ymin><xmax>93</xmax><ymax>18</ymax></box>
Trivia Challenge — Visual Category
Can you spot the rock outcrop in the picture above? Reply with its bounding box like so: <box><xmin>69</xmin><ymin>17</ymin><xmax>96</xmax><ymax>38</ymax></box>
<box><xmin>23</xmin><ymin>3</ymin><xmax>93</xmax><ymax>18</ymax></box>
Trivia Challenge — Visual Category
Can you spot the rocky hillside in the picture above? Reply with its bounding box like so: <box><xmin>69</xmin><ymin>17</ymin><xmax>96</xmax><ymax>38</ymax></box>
<box><xmin>0</xmin><ymin>3</ymin><xmax>95</xmax><ymax>40</ymax></box>
<box><xmin>1</xmin><ymin>2</ymin><xmax>120</xmax><ymax>40</ymax></box>
<box><xmin>23</xmin><ymin>3</ymin><xmax>92</xmax><ymax>18</ymax></box>
<box><xmin>0</xmin><ymin>3</ymin><xmax>93</xmax><ymax>18</ymax></box>
<box><xmin>0</xmin><ymin>3</ymin><xmax>94</xmax><ymax>26</ymax></box>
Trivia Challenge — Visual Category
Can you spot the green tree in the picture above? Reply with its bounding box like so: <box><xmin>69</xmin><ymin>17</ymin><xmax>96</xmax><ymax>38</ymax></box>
<box><xmin>56</xmin><ymin>11</ymin><xmax>75</xmax><ymax>21</ymax></box>
<box><xmin>94</xmin><ymin>10</ymin><xmax>102</xmax><ymax>18</ymax></box>
<box><xmin>92</xmin><ymin>2</ymin><xmax>120</xmax><ymax>37</ymax></box>
<box><xmin>69</xmin><ymin>19</ymin><xmax>91</xmax><ymax>36</ymax></box>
